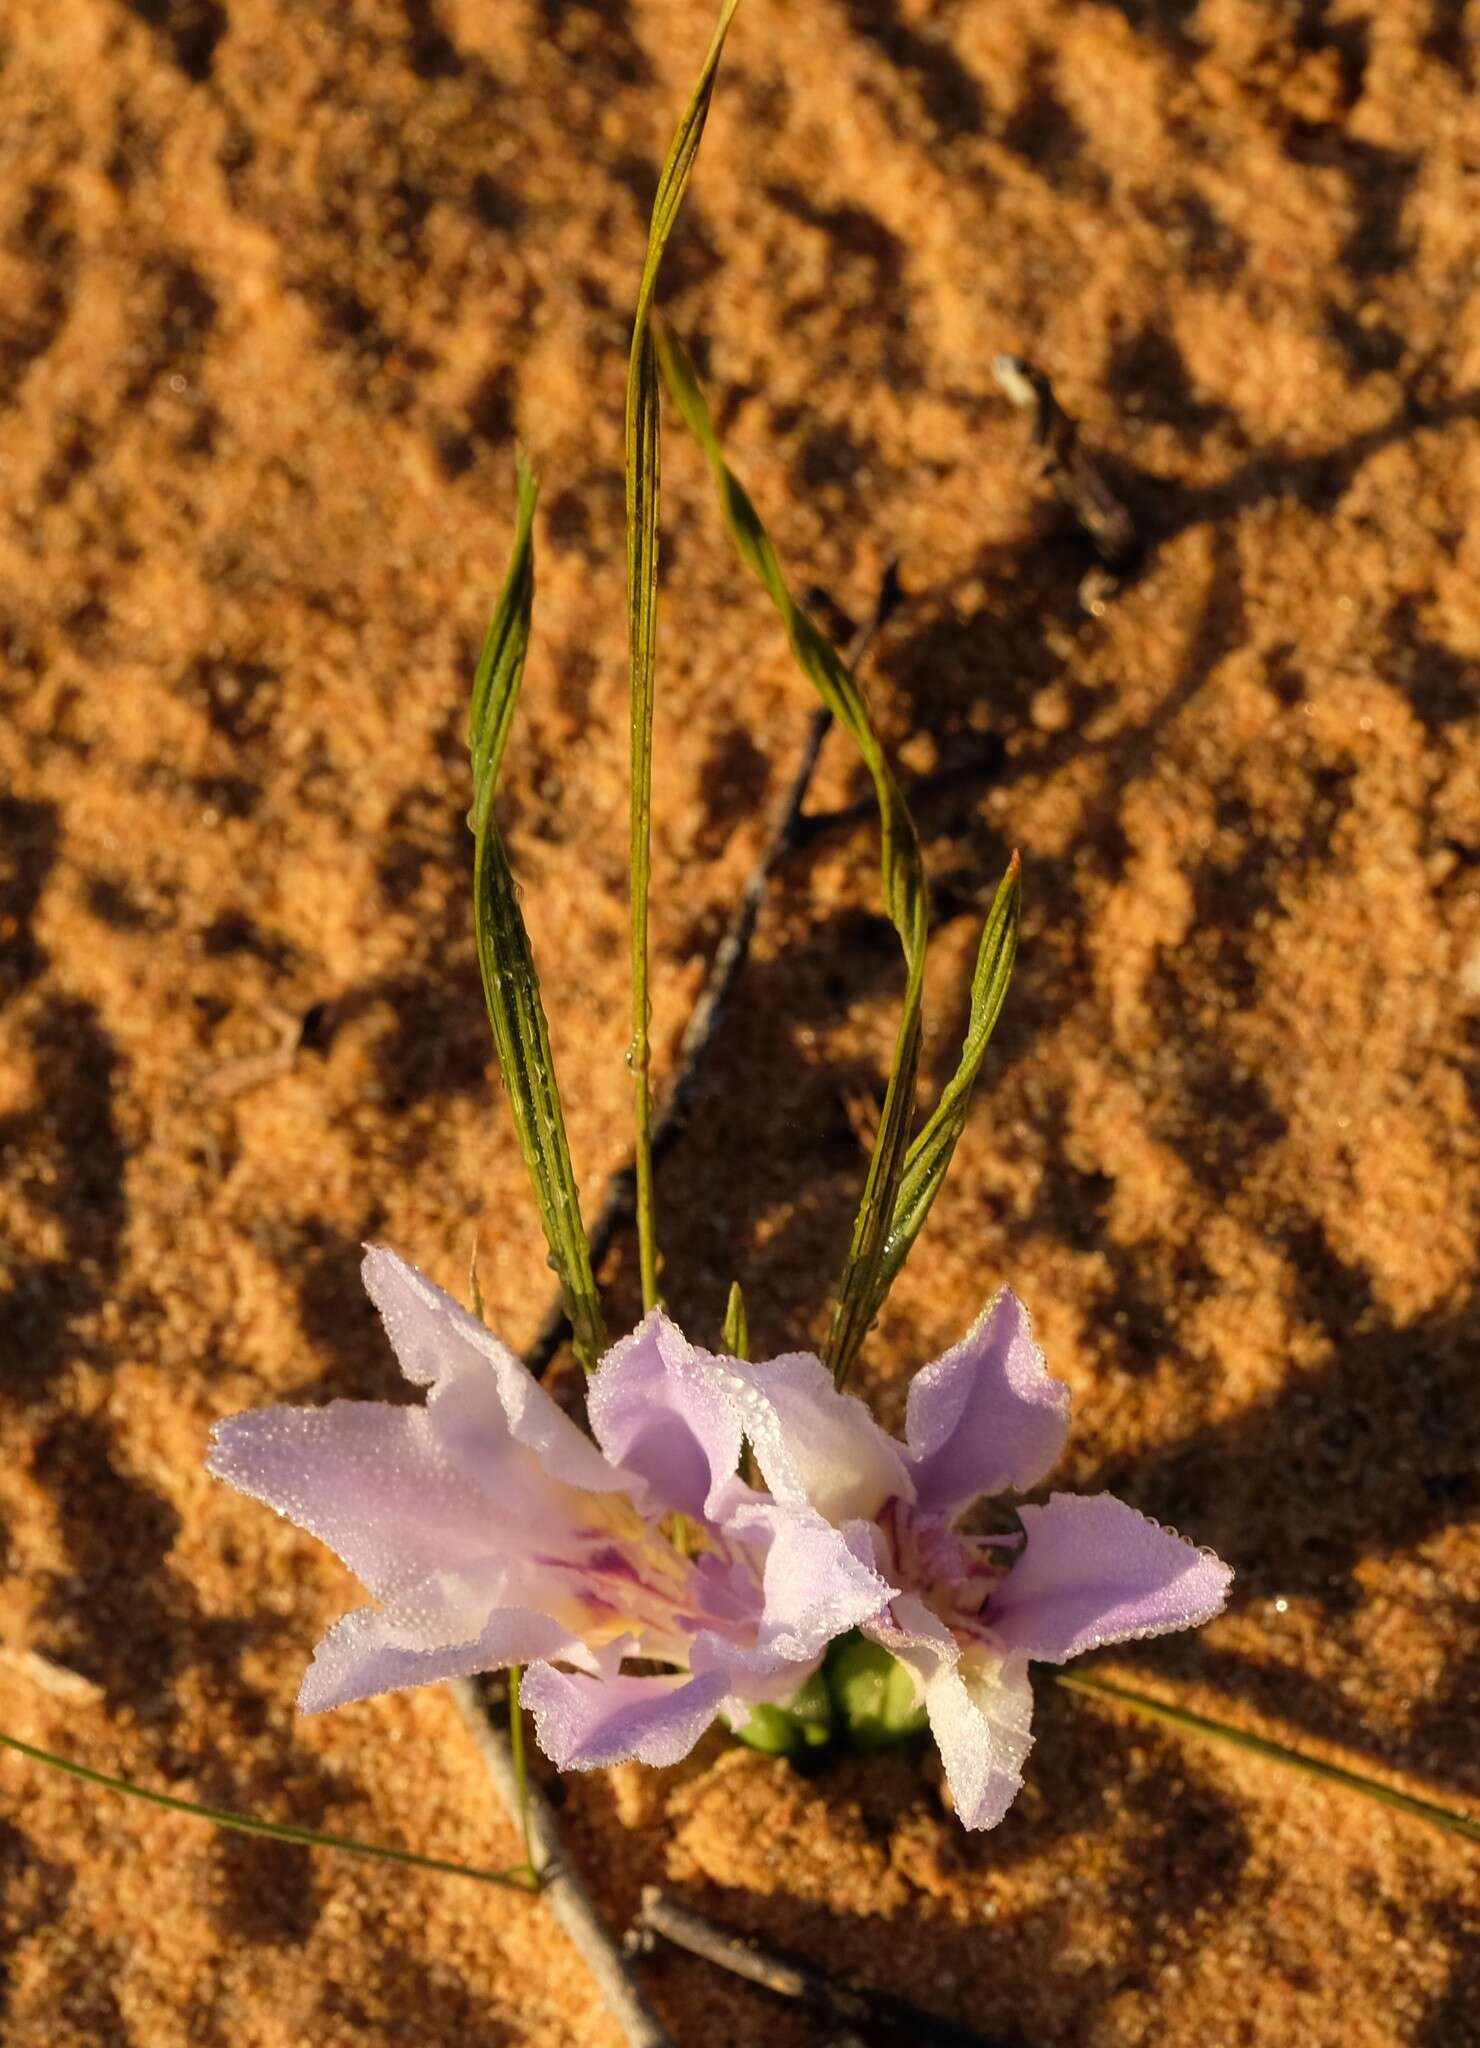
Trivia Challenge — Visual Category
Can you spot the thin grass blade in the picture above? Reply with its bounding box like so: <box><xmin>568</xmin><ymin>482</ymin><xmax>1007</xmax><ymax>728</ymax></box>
<box><xmin>1057</xmin><ymin>1672</ymin><xmax>1480</xmax><ymax>1847</ymax></box>
<box><xmin>656</xmin><ymin>317</ymin><xmax>928</xmax><ymax>1387</ymax></box>
<box><xmin>0</xmin><ymin>1729</ymin><xmax>539</xmax><ymax>1887</ymax></box>
<box><xmin>471</xmin><ymin>457</ymin><xmax>606</xmax><ymax>1370</ymax></box>
<box><xmin>876</xmin><ymin>852</ymin><xmax>1021</xmax><ymax>1310</ymax></box>
<box><xmin>626</xmin><ymin>0</ymin><xmax>743</xmax><ymax>1313</ymax></box>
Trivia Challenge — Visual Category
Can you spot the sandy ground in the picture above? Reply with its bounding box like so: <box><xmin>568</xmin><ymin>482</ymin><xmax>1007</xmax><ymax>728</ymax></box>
<box><xmin>1</xmin><ymin>0</ymin><xmax>1478</xmax><ymax>2042</ymax></box>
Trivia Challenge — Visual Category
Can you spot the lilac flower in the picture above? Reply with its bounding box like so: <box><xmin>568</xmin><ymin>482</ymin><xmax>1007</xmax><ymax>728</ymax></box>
<box><xmin>209</xmin><ymin>1248</ymin><xmax>1231</xmax><ymax>1829</ymax></box>
<box><xmin>713</xmin><ymin>1291</ymin><xmax>1233</xmax><ymax>1827</ymax></box>
<box><xmin>208</xmin><ymin>1248</ymin><xmax>890</xmax><ymax>1764</ymax></box>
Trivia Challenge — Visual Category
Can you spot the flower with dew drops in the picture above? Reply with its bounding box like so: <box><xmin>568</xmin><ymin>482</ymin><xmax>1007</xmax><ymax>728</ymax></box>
<box><xmin>208</xmin><ymin>1248</ymin><xmax>890</xmax><ymax>1764</ymax></box>
<box><xmin>706</xmin><ymin>1289</ymin><xmax>1233</xmax><ymax>1827</ymax></box>
<box><xmin>208</xmin><ymin>1248</ymin><xmax>1231</xmax><ymax>1829</ymax></box>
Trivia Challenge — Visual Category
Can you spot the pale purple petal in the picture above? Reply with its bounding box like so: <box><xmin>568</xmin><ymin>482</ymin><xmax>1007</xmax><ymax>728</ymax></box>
<box><xmin>727</xmin><ymin>1501</ymin><xmax>895</xmax><ymax>1663</ymax></box>
<box><xmin>300</xmin><ymin>1575</ymin><xmax>594</xmax><ymax>1714</ymax></box>
<box><xmin>987</xmin><ymin>1492</ymin><xmax>1234</xmax><ymax>1663</ymax></box>
<box><xmin>691</xmin><ymin>1639</ymin><xmax>827</xmax><ymax>1714</ymax></box>
<box><xmin>866</xmin><ymin>1594</ymin><xmax>1034</xmax><ymax>1830</ymax></box>
<box><xmin>586</xmin><ymin>1310</ymin><xmax>742</xmax><ymax>1517</ymax></box>
<box><xmin>714</xmin><ymin>1351</ymin><xmax>913</xmax><ymax>1523</ymax></box>
<box><xmin>926</xmin><ymin>1645</ymin><xmax>1036</xmax><ymax>1831</ymax></box>
<box><xmin>521</xmin><ymin>1657</ymin><xmax>729</xmax><ymax>1768</ymax></box>
<box><xmin>208</xmin><ymin>1403</ymin><xmax>492</xmax><ymax>1600</ymax></box>
<box><xmin>209</xmin><ymin>1378</ymin><xmax>605</xmax><ymax>1589</ymax></box>
<box><xmin>904</xmin><ymin>1289</ymin><xmax>1070</xmax><ymax>1513</ymax></box>
<box><xmin>361</xmin><ymin>1245</ymin><xmax>628</xmax><ymax>1498</ymax></box>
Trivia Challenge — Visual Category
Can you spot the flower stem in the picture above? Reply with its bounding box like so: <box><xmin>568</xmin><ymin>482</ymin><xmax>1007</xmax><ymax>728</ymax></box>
<box><xmin>624</xmin><ymin>0</ymin><xmax>741</xmax><ymax>1313</ymax></box>
<box><xmin>508</xmin><ymin>1666</ymin><xmax>536</xmax><ymax>1877</ymax></box>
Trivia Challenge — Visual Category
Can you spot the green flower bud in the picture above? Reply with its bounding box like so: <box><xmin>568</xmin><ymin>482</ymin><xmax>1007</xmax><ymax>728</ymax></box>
<box><xmin>825</xmin><ymin>1630</ymin><xmax>928</xmax><ymax>1750</ymax></box>
<box><xmin>729</xmin><ymin>1668</ymin><xmax>835</xmax><ymax>1755</ymax></box>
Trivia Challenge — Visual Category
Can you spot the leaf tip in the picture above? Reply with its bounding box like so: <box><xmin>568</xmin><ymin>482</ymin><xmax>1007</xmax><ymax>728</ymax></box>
<box><xmin>513</xmin><ymin>447</ymin><xmax>539</xmax><ymax>511</ymax></box>
<box><xmin>722</xmin><ymin>1278</ymin><xmax>750</xmax><ymax>1360</ymax></box>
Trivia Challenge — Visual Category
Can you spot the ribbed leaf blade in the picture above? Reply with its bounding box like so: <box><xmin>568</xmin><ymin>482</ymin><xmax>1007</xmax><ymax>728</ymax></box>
<box><xmin>657</xmin><ymin>317</ymin><xmax>928</xmax><ymax>1387</ymax></box>
<box><xmin>876</xmin><ymin>852</ymin><xmax>1021</xmax><ymax>1311</ymax></box>
<box><xmin>470</xmin><ymin>458</ymin><xmax>606</xmax><ymax>1371</ymax></box>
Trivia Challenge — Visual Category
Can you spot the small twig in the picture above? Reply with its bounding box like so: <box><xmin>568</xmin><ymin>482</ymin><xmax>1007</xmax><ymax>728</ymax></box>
<box><xmin>194</xmin><ymin>1007</ymin><xmax>306</xmax><ymax>1102</ymax></box>
<box><xmin>627</xmin><ymin>1888</ymin><xmax>1014</xmax><ymax>2048</ymax></box>
<box><xmin>524</xmin><ymin>567</ymin><xmax>900</xmax><ymax>1379</ymax></box>
<box><xmin>0</xmin><ymin>1647</ymin><xmax>104</xmax><ymax>1704</ymax></box>
<box><xmin>450</xmin><ymin>1680</ymin><xmax>678</xmax><ymax>2048</ymax></box>
<box><xmin>992</xmin><ymin>353</ymin><xmax>1138</xmax><ymax>586</ymax></box>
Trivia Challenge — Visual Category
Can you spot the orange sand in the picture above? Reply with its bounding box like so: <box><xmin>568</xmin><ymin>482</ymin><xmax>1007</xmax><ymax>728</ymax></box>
<box><xmin>0</xmin><ymin>1</ymin><xmax>1476</xmax><ymax>2042</ymax></box>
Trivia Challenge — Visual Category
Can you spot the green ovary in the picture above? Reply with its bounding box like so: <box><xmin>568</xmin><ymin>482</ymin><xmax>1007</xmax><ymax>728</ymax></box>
<box><xmin>728</xmin><ymin>1633</ymin><xmax>929</xmax><ymax>1757</ymax></box>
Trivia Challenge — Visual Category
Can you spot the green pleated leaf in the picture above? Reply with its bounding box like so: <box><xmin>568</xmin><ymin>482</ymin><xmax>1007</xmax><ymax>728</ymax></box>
<box><xmin>1057</xmin><ymin>1672</ymin><xmax>1480</xmax><ymax>1847</ymax></box>
<box><xmin>626</xmin><ymin>0</ymin><xmax>742</xmax><ymax>1312</ymax></box>
<box><xmin>656</xmin><ymin>317</ymin><xmax>928</xmax><ymax>1389</ymax></box>
<box><xmin>876</xmin><ymin>852</ymin><xmax>1021</xmax><ymax>1311</ymax></box>
<box><xmin>470</xmin><ymin>456</ymin><xmax>606</xmax><ymax>1371</ymax></box>
<box><xmin>0</xmin><ymin>1729</ymin><xmax>539</xmax><ymax>1888</ymax></box>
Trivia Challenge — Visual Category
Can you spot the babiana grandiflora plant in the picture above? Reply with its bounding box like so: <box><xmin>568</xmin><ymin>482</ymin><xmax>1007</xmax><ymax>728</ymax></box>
<box><xmin>8</xmin><ymin>0</ymin><xmax>1474</xmax><ymax>1922</ymax></box>
<box><xmin>207</xmin><ymin>0</ymin><xmax>1230</xmax><ymax>1829</ymax></box>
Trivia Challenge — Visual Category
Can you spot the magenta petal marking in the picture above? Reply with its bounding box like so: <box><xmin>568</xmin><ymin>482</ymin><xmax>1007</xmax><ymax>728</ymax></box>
<box><xmin>904</xmin><ymin>1288</ymin><xmax>1070</xmax><ymax>1512</ymax></box>
<box><xmin>986</xmin><ymin>1491</ymin><xmax>1234</xmax><ymax>1663</ymax></box>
